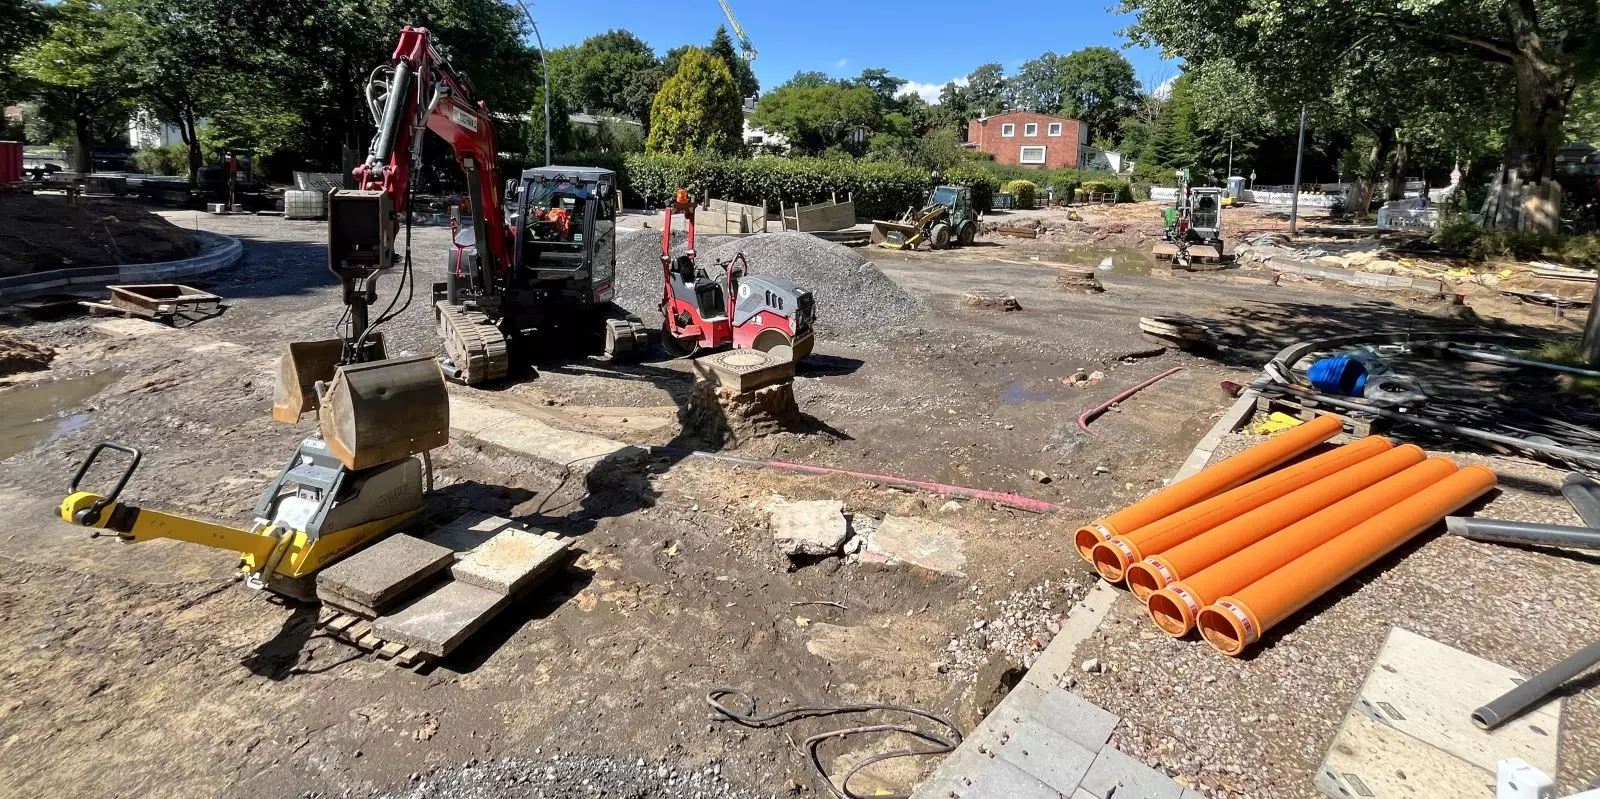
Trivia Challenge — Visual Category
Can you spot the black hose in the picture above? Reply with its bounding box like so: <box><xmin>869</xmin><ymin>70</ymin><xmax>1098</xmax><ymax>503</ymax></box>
<box><xmin>1562</xmin><ymin>473</ymin><xmax>1600</xmax><ymax>528</ymax></box>
<box><xmin>705</xmin><ymin>688</ymin><xmax>962</xmax><ymax>799</ymax></box>
<box><xmin>1444</xmin><ymin>516</ymin><xmax>1600</xmax><ymax>551</ymax></box>
<box><xmin>1472</xmin><ymin>641</ymin><xmax>1600</xmax><ymax>730</ymax></box>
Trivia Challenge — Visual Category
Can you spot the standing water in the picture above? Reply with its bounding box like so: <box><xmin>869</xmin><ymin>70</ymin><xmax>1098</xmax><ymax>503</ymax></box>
<box><xmin>1046</xmin><ymin>245</ymin><xmax>1157</xmax><ymax>276</ymax></box>
<box><xmin>0</xmin><ymin>371</ymin><xmax>122</xmax><ymax>460</ymax></box>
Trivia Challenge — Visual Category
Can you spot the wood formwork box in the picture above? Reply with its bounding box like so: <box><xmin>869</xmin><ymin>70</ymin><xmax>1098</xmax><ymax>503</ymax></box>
<box><xmin>780</xmin><ymin>194</ymin><xmax>856</xmax><ymax>232</ymax></box>
<box><xmin>698</xmin><ymin>197</ymin><xmax>767</xmax><ymax>234</ymax></box>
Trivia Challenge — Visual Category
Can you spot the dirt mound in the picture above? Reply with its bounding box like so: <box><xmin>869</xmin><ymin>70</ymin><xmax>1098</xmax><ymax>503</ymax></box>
<box><xmin>614</xmin><ymin>227</ymin><xmax>923</xmax><ymax>339</ymax></box>
<box><xmin>0</xmin><ymin>333</ymin><xmax>55</xmax><ymax>377</ymax></box>
<box><xmin>0</xmin><ymin>195</ymin><xmax>198</xmax><ymax>276</ymax></box>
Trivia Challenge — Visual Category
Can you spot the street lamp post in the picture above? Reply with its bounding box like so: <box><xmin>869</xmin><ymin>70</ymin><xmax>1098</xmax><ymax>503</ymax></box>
<box><xmin>513</xmin><ymin>0</ymin><xmax>552</xmax><ymax>166</ymax></box>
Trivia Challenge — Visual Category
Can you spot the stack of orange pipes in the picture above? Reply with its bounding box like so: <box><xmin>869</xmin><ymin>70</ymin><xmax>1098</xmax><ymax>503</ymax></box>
<box><xmin>1069</xmin><ymin>413</ymin><xmax>1499</xmax><ymax>656</ymax></box>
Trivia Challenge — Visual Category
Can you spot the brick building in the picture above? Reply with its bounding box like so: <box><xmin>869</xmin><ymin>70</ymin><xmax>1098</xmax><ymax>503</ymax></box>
<box><xmin>966</xmin><ymin>111</ymin><xmax>1086</xmax><ymax>170</ymax></box>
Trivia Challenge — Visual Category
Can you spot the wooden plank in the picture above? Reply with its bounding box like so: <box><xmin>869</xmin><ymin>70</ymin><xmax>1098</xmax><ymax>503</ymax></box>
<box><xmin>344</xmin><ymin>620</ymin><xmax>373</xmax><ymax>642</ymax></box>
<box><xmin>377</xmin><ymin>641</ymin><xmax>405</xmax><ymax>660</ymax></box>
<box><xmin>397</xmin><ymin>647</ymin><xmax>425</xmax><ymax>667</ymax></box>
<box><xmin>355</xmin><ymin>633</ymin><xmax>383</xmax><ymax>650</ymax></box>
<box><xmin>326</xmin><ymin>615</ymin><xmax>360</xmax><ymax>634</ymax></box>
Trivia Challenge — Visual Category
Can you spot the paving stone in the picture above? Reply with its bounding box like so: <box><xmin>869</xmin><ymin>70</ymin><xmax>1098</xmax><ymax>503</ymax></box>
<box><xmin>373</xmin><ymin>580</ymin><xmax>510</xmax><ymax>657</ymax></box>
<box><xmin>1006</xmin><ymin>681</ymin><xmax>1119</xmax><ymax>754</ymax></box>
<box><xmin>1079</xmin><ymin>748</ymin><xmax>1184</xmax><ymax>799</ymax></box>
<box><xmin>994</xmin><ymin>717</ymin><xmax>1097</xmax><ymax>794</ymax></box>
<box><xmin>766</xmin><ymin>498</ymin><xmax>848</xmax><ymax>556</ymax></box>
<box><xmin>918</xmin><ymin>753</ymin><xmax>1060</xmax><ymax>799</ymax></box>
<box><xmin>859</xmin><ymin>515</ymin><xmax>965</xmax><ymax>575</ymax></box>
<box><xmin>423</xmin><ymin>512</ymin><xmax>519</xmax><ymax>556</ymax></box>
<box><xmin>450</xmin><ymin>528</ymin><xmax>570</xmax><ymax>595</ymax></box>
<box><xmin>315</xmin><ymin>533</ymin><xmax>453</xmax><ymax>612</ymax></box>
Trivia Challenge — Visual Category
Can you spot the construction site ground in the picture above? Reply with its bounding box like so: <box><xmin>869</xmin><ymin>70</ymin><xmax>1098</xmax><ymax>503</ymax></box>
<box><xmin>0</xmin><ymin>206</ymin><xmax>1594</xmax><ymax>798</ymax></box>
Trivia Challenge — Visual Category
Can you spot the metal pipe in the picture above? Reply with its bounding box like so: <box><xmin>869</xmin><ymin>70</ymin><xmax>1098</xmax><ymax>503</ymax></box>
<box><xmin>512</xmin><ymin>0</ymin><xmax>552</xmax><ymax>166</ymax></box>
<box><xmin>1562</xmin><ymin>472</ymin><xmax>1600</xmax><ymax>527</ymax></box>
<box><xmin>1472</xmin><ymin>641</ymin><xmax>1600</xmax><ymax>730</ymax></box>
<box><xmin>1441</xmin><ymin>343</ymin><xmax>1600</xmax><ymax>379</ymax></box>
<box><xmin>1444</xmin><ymin>516</ymin><xmax>1600</xmax><ymax>551</ymax></box>
<box><xmin>1077</xmin><ymin>367</ymin><xmax>1185</xmax><ymax>439</ymax></box>
<box><xmin>1289</xmin><ymin>104</ymin><xmax>1307</xmax><ymax>236</ymax></box>
<box><xmin>1254</xmin><ymin>381</ymin><xmax>1600</xmax><ymax>468</ymax></box>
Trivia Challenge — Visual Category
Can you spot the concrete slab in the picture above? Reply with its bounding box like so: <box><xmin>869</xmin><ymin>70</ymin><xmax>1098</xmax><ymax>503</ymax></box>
<box><xmin>766</xmin><ymin>498</ymin><xmax>848</xmax><ymax>556</ymax></box>
<box><xmin>690</xmin><ymin>349</ymin><xmax>794</xmax><ymax>393</ymax></box>
<box><xmin>470</xmin><ymin>417</ymin><xmax>641</xmax><ymax>467</ymax></box>
<box><xmin>1005</xmin><ymin>681</ymin><xmax>1119</xmax><ymax>754</ymax></box>
<box><xmin>1315</xmin><ymin>712</ymin><xmax>1497</xmax><ymax>798</ymax></box>
<box><xmin>859</xmin><ymin>515</ymin><xmax>965</xmax><ymax>575</ymax></box>
<box><xmin>918</xmin><ymin>753</ymin><xmax>1061</xmax><ymax>799</ymax></box>
<box><xmin>450</xmin><ymin>528</ymin><xmax>570</xmax><ymax>595</ymax></box>
<box><xmin>1079</xmin><ymin>747</ymin><xmax>1184</xmax><ymax>799</ymax></box>
<box><xmin>994</xmin><ymin>717</ymin><xmax>1098</xmax><ymax>794</ymax></box>
<box><xmin>315</xmin><ymin>534</ymin><xmax>453</xmax><ymax>612</ymax></box>
<box><xmin>424</xmin><ymin>512</ymin><xmax>522</xmax><ymax>556</ymax></box>
<box><xmin>373</xmin><ymin>580</ymin><xmax>510</xmax><ymax>657</ymax></box>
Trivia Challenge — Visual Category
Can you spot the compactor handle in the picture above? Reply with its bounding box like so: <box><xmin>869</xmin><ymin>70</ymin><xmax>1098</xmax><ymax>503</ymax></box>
<box><xmin>69</xmin><ymin>442</ymin><xmax>143</xmax><ymax>526</ymax></box>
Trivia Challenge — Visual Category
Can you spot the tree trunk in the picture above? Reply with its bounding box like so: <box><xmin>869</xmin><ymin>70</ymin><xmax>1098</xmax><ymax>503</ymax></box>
<box><xmin>71</xmin><ymin>114</ymin><xmax>94</xmax><ymax>174</ymax></box>
<box><xmin>1385</xmin><ymin>141</ymin><xmax>1408</xmax><ymax>202</ymax></box>
<box><xmin>1483</xmin><ymin>0</ymin><xmax>1571</xmax><ymax>231</ymax></box>
<box><xmin>1348</xmin><ymin>127</ymin><xmax>1393</xmax><ymax>219</ymax></box>
<box><xmin>179</xmin><ymin>110</ymin><xmax>202</xmax><ymax>189</ymax></box>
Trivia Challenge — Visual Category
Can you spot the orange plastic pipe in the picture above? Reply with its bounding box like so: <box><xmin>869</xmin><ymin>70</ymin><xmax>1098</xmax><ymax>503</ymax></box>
<box><xmin>1088</xmin><ymin>436</ymin><xmax>1393</xmax><ymax>582</ymax></box>
<box><xmin>1072</xmin><ymin>413</ymin><xmax>1343</xmax><ymax>561</ymax></box>
<box><xmin>1146</xmin><ymin>458</ymin><xmax>1458</xmax><ymax>637</ymax></box>
<box><xmin>1120</xmin><ymin>443</ymin><xmax>1427</xmax><ymax>598</ymax></box>
<box><xmin>1197</xmin><ymin>465</ymin><xmax>1497</xmax><ymax>656</ymax></box>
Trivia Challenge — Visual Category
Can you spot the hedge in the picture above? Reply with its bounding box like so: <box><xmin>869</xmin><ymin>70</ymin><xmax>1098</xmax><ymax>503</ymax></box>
<box><xmin>1002</xmin><ymin>180</ymin><xmax>1038</xmax><ymax>209</ymax></box>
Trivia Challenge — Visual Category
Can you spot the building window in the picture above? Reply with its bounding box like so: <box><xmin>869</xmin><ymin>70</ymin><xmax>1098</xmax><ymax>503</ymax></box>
<box><xmin>1019</xmin><ymin>146</ymin><xmax>1046</xmax><ymax>165</ymax></box>
<box><xmin>1001</xmin><ymin>123</ymin><xmax>1015</xmax><ymax>137</ymax></box>
<box><xmin>1024</xmin><ymin>123</ymin><xmax>1038</xmax><ymax>136</ymax></box>
<box><xmin>1048</xmin><ymin>122</ymin><xmax>1062</xmax><ymax>137</ymax></box>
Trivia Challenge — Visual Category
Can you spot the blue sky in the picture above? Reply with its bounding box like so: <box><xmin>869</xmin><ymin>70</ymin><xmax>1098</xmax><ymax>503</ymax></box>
<box><xmin>524</xmin><ymin>0</ymin><xmax>1178</xmax><ymax>100</ymax></box>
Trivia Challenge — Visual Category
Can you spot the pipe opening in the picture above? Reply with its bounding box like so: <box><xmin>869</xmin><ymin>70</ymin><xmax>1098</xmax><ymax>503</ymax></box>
<box><xmin>1091</xmin><ymin>543</ymin><xmax>1128</xmax><ymax>582</ymax></box>
<box><xmin>1197</xmin><ymin>607</ymin><xmax>1246</xmax><ymax>656</ymax></box>
<box><xmin>1073</xmin><ymin>527</ymin><xmax>1104</xmax><ymax>561</ymax></box>
<box><xmin>1470</xmin><ymin>710</ymin><xmax>1493</xmax><ymax>730</ymax></box>
<box><xmin>1126</xmin><ymin>562</ymin><xmax>1163</xmax><ymax>601</ymax></box>
<box><xmin>1147</xmin><ymin>591</ymin><xmax>1191</xmax><ymax>637</ymax></box>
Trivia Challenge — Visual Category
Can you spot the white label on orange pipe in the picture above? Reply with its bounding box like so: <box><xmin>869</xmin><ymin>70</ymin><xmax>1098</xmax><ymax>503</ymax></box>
<box><xmin>1169</xmin><ymin>584</ymin><xmax>1201</xmax><ymax>617</ymax></box>
<box><xmin>1086</xmin><ymin>522</ymin><xmax>1112</xmax><ymax>542</ymax></box>
<box><xmin>1110</xmin><ymin>537</ymin><xmax>1138</xmax><ymax>563</ymax></box>
<box><xmin>1215</xmin><ymin>599</ymin><xmax>1259</xmax><ymax>645</ymax></box>
<box><xmin>1149</xmin><ymin>559</ymin><xmax>1175</xmax><ymax>584</ymax></box>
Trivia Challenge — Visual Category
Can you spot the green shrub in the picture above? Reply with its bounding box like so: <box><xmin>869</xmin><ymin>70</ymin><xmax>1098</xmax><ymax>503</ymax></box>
<box><xmin>132</xmin><ymin>143</ymin><xmax>189</xmax><ymax>176</ymax></box>
<box><xmin>621</xmin><ymin>153</ymin><xmax>931</xmax><ymax>220</ymax></box>
<box><xmin>1002</xmin><ymin>179</ymin><xmax>1038</xmax><ymax>209</ymax></box>
<box><xmin>1433</xmin><ymin>217</ymin><xmax>1600</xmax><ymax>265</ymax></box>
<box><xmin>1077</xmin><ymin>178</ymin><xmax>1132</xmax><ymax>203</ymax></box>
<box><xmin>943</xmin><ymin>163</ymin><xmax>996</xmax><ymax>213</ymax></box>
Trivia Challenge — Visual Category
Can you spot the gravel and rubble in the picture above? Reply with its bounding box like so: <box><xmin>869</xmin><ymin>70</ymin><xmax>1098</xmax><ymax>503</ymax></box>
<box><xmin>614</xmin><ymin>228</ymin><xmax>924</xmax><ymax>339</ymax></box>
<box><xmin>372</xmin><ymin>755</ymin><xmax>759</xmax><ymax>799</ymax></box>
<box><xmin>941</xmin><ymin>576</ymin><xmax>1092</xmax><ymax>675</ymax></box>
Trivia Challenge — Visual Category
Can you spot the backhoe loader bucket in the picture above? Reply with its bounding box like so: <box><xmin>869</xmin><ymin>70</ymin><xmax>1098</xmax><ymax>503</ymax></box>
<box><xmin>317</xmin><ymin>354</ymin><xmax>449</xmax><ymax>470</ymax></box>
<box><xmin>272</xmin><ymin>339</ymin><xmax>347</xmax><ymax>423</ymax></box>
<box><xmin>871</xmin><ymin>220</ymin><xmax>919</xmax><ymax>249</ymax></box>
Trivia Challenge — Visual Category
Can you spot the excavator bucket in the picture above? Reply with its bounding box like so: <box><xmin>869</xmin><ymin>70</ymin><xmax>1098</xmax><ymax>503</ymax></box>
<box><xmin>871</xmin><ymin>220</ymin><xmax>919</xmax><ymax>249</ymax></box>
<box><xmin>317</xmin><ymin>354</ymin><xmax>449</xmax><ymax>471</ymax></box>
<box><xmin>272</xmin><ymin>339</ymin><xmax>346</xmax><ymax>423</ymax></box>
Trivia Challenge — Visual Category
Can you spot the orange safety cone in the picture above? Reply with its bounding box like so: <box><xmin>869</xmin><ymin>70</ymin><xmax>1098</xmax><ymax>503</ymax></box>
<box><xmin>1197</xmin><ymin>465</ymin><xmax>1497</xmax><ymax>656</ymax></box>
<box><xmin>1073</xmin><ymin>414</ymin><xmax>1343</xmax><ymax>561</ymax></box>
<box><xmin>1119</xmin><ymin>444</ymin><xmax>1427</xmax><ymax>598</ymax></box>
<box><xmin>1088</xmin><ymin>436</ymin><xmax>1393</xmax><ymax>582</ymax></box>
<box><xmin>1146</xmin><ymin>458</ymin><xmax>1457</xmax><ymax>637</ymax></box>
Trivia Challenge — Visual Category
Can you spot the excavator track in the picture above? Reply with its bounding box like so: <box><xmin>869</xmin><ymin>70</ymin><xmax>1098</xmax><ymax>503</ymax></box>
<box><xmin>435</xmin><ymin>300</ymin><xmax>509</xmax><ymax>384</ymax></box>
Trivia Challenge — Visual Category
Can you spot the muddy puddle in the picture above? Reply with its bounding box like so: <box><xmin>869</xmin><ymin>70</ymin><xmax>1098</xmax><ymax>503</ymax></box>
<box><xmin>1045</xmin><ymin>245</ymin><xmax>1157</xmax><ymax>276</ymax></box>
<box><xmin>0</xmin><ymin>371</ymin><xmax>122</xmax><ymax>460</ymax></box>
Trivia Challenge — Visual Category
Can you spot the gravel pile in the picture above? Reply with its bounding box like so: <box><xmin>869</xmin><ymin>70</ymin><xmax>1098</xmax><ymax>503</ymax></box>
<box><xmin>614</xmin><ymin>229</ymin><xmax>923</xmax><ymax>340</ymax></box>
<box><xmin>373</xmin><ymin>755</ymin><xmax>759</xmax><ymax>799</ymax></box>
<box><xmin>941</xmin><ymin>577</ymin><xmax>1089</xmax><ymax>674</ymax></box>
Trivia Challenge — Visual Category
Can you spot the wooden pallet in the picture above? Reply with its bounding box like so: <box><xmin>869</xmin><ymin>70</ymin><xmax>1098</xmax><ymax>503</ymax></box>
<box><xmin>1256</xmin><ymin>393</ymin><xmax>1390</xmax><ymax>438</ymax></box>
<box><xmin>315</xmin><ymin>607</ymin><xmax>433</xmax><ymax>669</ymax></box>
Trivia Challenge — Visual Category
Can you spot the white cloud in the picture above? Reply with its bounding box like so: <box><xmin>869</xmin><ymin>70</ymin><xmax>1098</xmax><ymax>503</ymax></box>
<box><xmin>1152</xmin><ymin>75</ymin><xmax>1177</xmax><ymax>100</ymax></box>
<box><xmin>897</xmin><ymin>77</ymin><xmax>967</xmax><ymax>105</ymax></box>
<box><xmin>834</xmin><ymin>58</ymin><xmax>849</xmax><ymax>68</ymax></box>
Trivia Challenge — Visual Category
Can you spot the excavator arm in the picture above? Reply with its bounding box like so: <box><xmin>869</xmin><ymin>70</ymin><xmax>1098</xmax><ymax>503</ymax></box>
<box><xmin>349</xmin><ymin>26</ymin><xmax>512</xmax><ymax>282</ymax></box>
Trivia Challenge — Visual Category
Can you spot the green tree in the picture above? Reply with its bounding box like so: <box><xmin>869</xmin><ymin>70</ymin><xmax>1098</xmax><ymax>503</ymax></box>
<box><xmin>780</xmin><ymin>70</ymin><xmax>836</xmax><ymax>90</ymax></box>
<box><xmin>853</xmin><ymin>68</ymin><xmax>908</xmax><ymax>109</ymax></box>
<box><xmin>544</xmin><ymin>29</ymin><xmax>655</xmax><ymax>114</ymax></box>
<box><xmin>0</xmin><ymin>0</ymin><xmax>46</xmax><ymax>102</ymax></box>
<box><xmin>750</xmin><ymin>82</ymin><xmax>878</xmax><ymax>155</ymax></box>
<box><xmin>964</xmin><ymin>63</ymin><xmax>1009</xmax><ymax>116</ymax></box>
<box><xmin>647</xmin><ymin>47</ymin><xmax>743</xmax><ymax>156</ymax></box>
<box><xmin>708</xmin><ymin>26</ymin><xmax>758</xmax><ymax>99</ymax></box>
<box><xmin>15</xmin><ymin>0</ymin><xmax>137</xmax><ymax>172</ymax></box>
<box><xmin>1009</xmin><ymin>52</ymin><xmax>1069</xmax><ymax>114</ymax></box>
<box><xmin>526</xmin><ymin>80</ymin><xmax>572</xmax><ymax>161</ymax></box>
<box><xmin>1058</xmin><ymin>47</ymin><xmax>1140</xmax><ymax>142</ymax></box>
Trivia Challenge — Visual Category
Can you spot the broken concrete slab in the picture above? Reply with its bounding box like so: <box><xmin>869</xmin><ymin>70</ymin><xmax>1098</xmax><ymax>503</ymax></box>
<box><xmin>424</xmin><ymin>512</ymin><xmax>521</xmax><ymax>556</ymax></box>
<box><xmin>373</xmin><ymin>580</ymin><xmax>510</xmax><ymax>657</ymax></box>
<box><xmin>766</xmin><ymin>498</ymin><xmax>849</xmax><ymax>556</ymax></box>
<box><xmin>315</xmin><ymin>533</ymin><xmax>453</xmax><ymax>613</ymax></box>
<box><xmin>859</xmin><ymin>515</ymin><xmax>965</xmax><ymax>575</ymax></box>
<box><xmin>1078</xmin><ymin>747</ymin><xmax>1183</xmax><ymax>799</ymax></box>
<box><xmin>451</xmin><ymin>527</ymin><xmax>570</xmax><ymax>595</ymax></box>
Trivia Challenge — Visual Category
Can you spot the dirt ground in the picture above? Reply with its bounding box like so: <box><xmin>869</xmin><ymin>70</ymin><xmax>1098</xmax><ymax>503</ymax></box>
<box><xmin>0</xmin><ymin>205</ymin><xmax>1593</xmax><ymax>799</ymax></box>
<box><xmin>0</xmin><ymin>194</ymin><xmax>199</xmax><ymax>275</ymax></box>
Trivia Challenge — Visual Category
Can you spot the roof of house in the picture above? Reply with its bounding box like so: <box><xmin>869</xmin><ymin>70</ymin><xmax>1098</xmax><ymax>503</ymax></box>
<box><xmin>973</xmin><ymin>110</ymin><xmax>1080</xmax><ymax>123</ymax></box>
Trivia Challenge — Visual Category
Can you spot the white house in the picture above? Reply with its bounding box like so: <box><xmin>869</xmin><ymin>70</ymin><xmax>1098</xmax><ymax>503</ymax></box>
<box><xmin>128</xmin><ymin>108</ymin><xmax>204</xmax><ymax>149</ymax></box>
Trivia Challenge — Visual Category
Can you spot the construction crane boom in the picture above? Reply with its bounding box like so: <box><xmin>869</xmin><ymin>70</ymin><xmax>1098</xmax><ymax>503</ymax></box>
<box><xmin>715</xmin><ymin>0</ymin><xmax>757</xmax><ymax>61</ymax></box>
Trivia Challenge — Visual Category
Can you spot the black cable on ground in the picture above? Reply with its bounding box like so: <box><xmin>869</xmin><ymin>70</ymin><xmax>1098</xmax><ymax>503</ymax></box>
<box><xmin>705</xmin><ymin>688</ymin><xmax>962</xmax><ymax>799</ymax></box>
